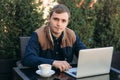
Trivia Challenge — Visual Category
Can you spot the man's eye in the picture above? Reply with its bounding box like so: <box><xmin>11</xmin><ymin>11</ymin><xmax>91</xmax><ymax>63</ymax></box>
<box><xmin>62</xmin><ymin>20</ymin><xmax>66</xmax><ymax>23</ymax></box>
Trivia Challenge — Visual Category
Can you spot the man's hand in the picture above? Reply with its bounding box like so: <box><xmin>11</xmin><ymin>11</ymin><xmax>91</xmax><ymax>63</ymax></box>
<box><xmin>52</xmin><ymin>60</ymin><xmax>72</xmax><ymax>72</ymax></box>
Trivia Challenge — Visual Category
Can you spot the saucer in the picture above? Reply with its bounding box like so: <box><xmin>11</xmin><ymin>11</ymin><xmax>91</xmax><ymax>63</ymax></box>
<box><xmin>36</xmin><ymin>70</ymin><xmax>55</xmax><ymax>77</ymax></box>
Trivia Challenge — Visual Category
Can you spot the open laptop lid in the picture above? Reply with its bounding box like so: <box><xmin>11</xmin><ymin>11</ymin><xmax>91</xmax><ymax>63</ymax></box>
<box><xmin>65</xmin><ymin>47</ymin><xmax>113</xmax><ymax>78</ymax></box>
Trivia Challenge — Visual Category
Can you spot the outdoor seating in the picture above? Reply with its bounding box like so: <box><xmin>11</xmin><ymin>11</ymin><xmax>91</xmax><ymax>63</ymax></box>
<box><xmin>16</xmin><ymin>37</ymin><xmax>30</xmax><ymax>68</ymax></box>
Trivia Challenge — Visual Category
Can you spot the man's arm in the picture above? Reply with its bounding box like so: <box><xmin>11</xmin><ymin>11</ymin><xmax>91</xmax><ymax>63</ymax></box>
<box><xmin>22</xmin><ymin>32</ymin><xmax>54</xmax><ymax>67</ymax></box>
<box><xmin>74</xmin><ymin>33</ymin><xmax>87</xmax><ymax>57</ymax></box>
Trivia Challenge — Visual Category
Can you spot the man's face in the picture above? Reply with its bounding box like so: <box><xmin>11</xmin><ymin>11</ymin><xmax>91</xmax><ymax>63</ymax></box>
<box><xmin>48</xmin><ymin>12</ymin><xmax>69</xmax><ymax>37</ymax></box>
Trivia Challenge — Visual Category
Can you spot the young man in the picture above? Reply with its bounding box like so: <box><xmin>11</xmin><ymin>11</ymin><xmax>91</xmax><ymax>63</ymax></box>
<box><xmin>22</xmin><ymin>4</ymin><xmax>86</xmax><ymax>72</ymax></box>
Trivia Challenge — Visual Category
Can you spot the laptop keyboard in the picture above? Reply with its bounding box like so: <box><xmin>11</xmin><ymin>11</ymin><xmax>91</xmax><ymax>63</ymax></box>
<box><xmin>71</xmin><ymin>71</ymin><xmax>76</xmax><ymax>75</ymax></box>
<box><xmin>65</xmin><ymin>67</ymin><xmax>77</xmax><ymax>76</ymax></box>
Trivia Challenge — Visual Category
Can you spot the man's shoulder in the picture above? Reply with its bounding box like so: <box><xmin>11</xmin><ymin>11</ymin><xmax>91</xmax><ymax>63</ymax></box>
<box><xmin>65</xmin><ymin>28</ymin><xmax>76</xmax><ymax>36</ymax></box>
<box><xmin>35</xmin><ymin>25</ymin><xmax>46</xmax><ymax>32</ymax></box>
<box><xmin>64</xmin><ymin>28</ymin><xmax>76</xmax><ymax>41</ymax></box>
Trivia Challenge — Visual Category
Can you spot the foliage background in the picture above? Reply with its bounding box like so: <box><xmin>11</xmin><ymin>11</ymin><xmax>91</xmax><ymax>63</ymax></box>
<box><xmin>58</xmin><ymin>0</ymin><xmax>120</xmax><ymax>51</ymax></box>
<box><xmin>0</xmin><ymin>0</ymin><xmax>120</xmax><ymax>59</ymax></box>
<box><xmin>0</xmin><ymin>0</ymin><xmax>44</xmax><ymax>59</ymax></box>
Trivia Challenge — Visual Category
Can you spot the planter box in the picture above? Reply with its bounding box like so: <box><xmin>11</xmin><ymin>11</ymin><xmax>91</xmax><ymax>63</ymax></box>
<box><xmin>0</xmin><ymin>59</ymin><xmax>16</xmax><ymax>80</ymax></box>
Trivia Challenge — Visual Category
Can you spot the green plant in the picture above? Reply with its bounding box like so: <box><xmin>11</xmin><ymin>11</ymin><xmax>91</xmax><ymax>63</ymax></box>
<box><xmin>0</xmin><ymin>0</ymin><xmax>18</xmax><ymax>59</ymax></box>
<box><xmin>0</xmin><ymin>0</ymin><xmax>44</xmax><ymax>59</ymax></box>
<box><xmin>14</xmin><ymin>0</ymin><xmax>44</xmax><ymax>36</ymax></box>
<box><xmin>58</xmin><ymin>0</ymin><xmax>96</xmax><ymax>48</ymax></box>
<box><xmin>93</xmin><ymin>0</ymin><xmax>120</xmax><ymax>51</ymax></box>
<box><xmin>58</xmin><ymin>0</ymin><xmax>120</xmax><ymax>51</ymax></box>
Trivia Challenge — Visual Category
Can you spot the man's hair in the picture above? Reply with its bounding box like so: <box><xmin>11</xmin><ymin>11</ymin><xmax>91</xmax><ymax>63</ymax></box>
<box><xmin>49</xmin><ymin>4</ymin><xmax>71</xmax><ymax>18</ymax></box>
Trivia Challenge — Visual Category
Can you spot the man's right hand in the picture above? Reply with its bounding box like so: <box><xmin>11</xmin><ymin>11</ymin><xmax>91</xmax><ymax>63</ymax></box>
<box><xmin>52</xmin><ymin>60</ymin><xmax>72</xmax><ymax>72</ymax></box>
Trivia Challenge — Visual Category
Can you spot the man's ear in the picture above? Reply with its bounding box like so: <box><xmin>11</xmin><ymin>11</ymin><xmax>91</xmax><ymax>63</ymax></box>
<box><xmin>47</xmin><ymin>15</ymin><xmax>50</xmax><ymax>22</ymax></box>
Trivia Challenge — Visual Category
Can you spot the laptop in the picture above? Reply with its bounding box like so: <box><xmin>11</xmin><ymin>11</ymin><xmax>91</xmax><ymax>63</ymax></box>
<box><xmin>65</xmin><ymin>47</ymin><xmax>113</xmax><ymax>78</ymax></box>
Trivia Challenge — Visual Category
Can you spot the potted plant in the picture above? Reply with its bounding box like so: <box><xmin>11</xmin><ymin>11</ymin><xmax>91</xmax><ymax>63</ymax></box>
<box><xmin>0</xmin><ymin>0</ymin><xmax>19</xmax><ymax>80</ymax></box>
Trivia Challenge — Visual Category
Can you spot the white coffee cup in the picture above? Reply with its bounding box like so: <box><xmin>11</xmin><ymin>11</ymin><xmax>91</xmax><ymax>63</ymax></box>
<box><xmin>38</xmin><ymin>64</ymin><xmax>52</xmax><ymax>75</ymax></box>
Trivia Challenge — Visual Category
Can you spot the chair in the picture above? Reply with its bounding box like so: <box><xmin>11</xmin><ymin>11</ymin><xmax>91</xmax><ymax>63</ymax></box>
<box><xmin>19</xmin><ymin>37</ymin><xmax>30</xmax><ymax>58</ymax></box>
<box><xmin>71</xmin><ymin>55</ymin><xmax>78</xmax><ymax>64</ymax></box>
<box><xmin>16</xmin><ymin>37</ymin><xmax>30</xmax><ymax>68</ymax></box>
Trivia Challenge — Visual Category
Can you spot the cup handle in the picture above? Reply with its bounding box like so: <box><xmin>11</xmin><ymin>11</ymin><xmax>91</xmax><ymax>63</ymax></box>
<box><xmin>38</xmin><ymin>65</ymin><xmax>41</xmax><ymax>70</ymax></box>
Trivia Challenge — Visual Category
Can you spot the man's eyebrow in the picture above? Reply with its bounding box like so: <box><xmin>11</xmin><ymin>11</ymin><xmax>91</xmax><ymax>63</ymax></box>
<box><xmin>53</xmin><ymin>17</ymin><xmax>59</xmax><ymax>20</ymax></box>
<box><xmin>53</xmin><ymin>17</ymin><xmax>67</xmax><ymax>21</ymax></box>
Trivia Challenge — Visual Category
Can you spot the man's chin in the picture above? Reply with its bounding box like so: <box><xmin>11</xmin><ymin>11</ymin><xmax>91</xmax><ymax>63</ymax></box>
<box><xmin>53</xmin><ymin>31</ymin><xmax>62</xmax><ymax>35</ymax></box>
<box><xmin>54</xmin><ymin>30</ymin><xmax>62</xmax><ymax>33</ymax></box>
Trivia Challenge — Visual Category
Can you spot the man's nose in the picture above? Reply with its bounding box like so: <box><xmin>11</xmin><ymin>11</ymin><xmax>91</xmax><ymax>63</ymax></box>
<box><xmin>57</xmin><ymin>20</ymin><xmax>62</xmax><ymax>26</ymax></box>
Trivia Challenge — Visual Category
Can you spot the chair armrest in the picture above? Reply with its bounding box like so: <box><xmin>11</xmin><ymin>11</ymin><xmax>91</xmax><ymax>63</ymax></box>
<box><xmin>16</xmin><ymin>60</ymin><xmax>29</xmax><ymax>69</ymax></box>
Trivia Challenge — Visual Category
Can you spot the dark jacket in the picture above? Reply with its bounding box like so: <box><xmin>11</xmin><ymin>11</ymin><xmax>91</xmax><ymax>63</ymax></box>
<box><xmin>22</xmin><ymin>26</ymin><xmax>86</xmax><ymax>67</ymax></box>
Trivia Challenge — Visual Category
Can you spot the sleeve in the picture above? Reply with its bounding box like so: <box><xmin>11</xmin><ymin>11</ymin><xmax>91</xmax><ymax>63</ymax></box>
<box><xmin>22</xmin><ymin>32</ymin><xmax>54</xmax><ymax>67</ymax></box>
<box><xmin>73</xmin><ymin>33</ymin><xmax>87</xmax><ymax>57</ymax></box>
